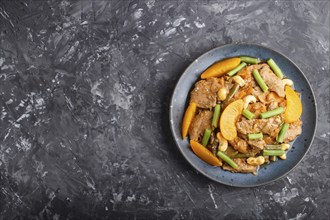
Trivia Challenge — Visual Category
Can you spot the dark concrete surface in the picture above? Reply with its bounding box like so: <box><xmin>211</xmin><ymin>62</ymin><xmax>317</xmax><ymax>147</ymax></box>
<box><xmin>0</xmin><ymin>0</ymin><xmax>329</xmax><ymax>219</ymax></box>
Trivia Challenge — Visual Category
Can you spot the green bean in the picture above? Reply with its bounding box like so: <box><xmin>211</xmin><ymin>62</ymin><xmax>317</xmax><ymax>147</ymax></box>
<box><xmin>265</xmin><ymin>144</ymin><xmax>282</xmax><ymax>150</ymax></box>
<box><xmin>262</xmin><ymin>149</ymin><xmax>285</xmax><ymax>156</ymax></box>
<box><xmin>223</xmin><ymin>83</ymin><xmax>240</xmax><ymax>105</ymax></box>
<box><xmin>242</xmin><ymin>109</ymin><xmax>254</xmax><ymax>120</ymax></box>
<box><xmin>212</xmin><ymin>104</ymin><xmax>221</xmax><ymax>128</ymax></box>
<box><xmin>248</xmin><ymin>132</ymin><xmax>263</xmax><ymax>140</ymax></box>
<box><xmin>233</xmin><ymin>153</ymin><xmax>257</xmax><ymax>158</ymax></box>
<box><xmin>201</xmin><ymin>129</ymin><xmax>211</xmax><ymax>146</ymax></box>
<box><xmin>259</xmin><ymin>107</ymin><xmax>284</xmax><ymax>119</ymax></box>
<box><xmin>227</xmin><ymin>62</ymin><xmax>247</xmax><ymax>76</ymax></box>
<box><xmin>252</xmin><ymin>69</ymin><xmax>268</xmax><ymax>92</ymax></box>
<box><xmin>276</xmin><ymin>123</ymin><xmax>289</xmax><ymax>143</ymax></box>
<box><xmin>217</xmin><ymin>151</ymin><xmax>238</xmax><ymax>169</ymax></box>
<box><xmin>267</xmin><ymin>58</ymin><xmax>284</xmax><ymax>79</ymax></box>
<box><xmin>240</xmin><ymin>56</ymin><xmax>259</xmax><ymax>64</ymax></box>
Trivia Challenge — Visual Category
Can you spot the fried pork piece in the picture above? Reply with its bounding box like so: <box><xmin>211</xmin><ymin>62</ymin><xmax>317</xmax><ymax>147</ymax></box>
<box><xmin>228</xmin><ymin>64</ymin><xmax>262</xmax><ymax>103</ymax></box>
<box><xmin>188</xmin><ymin>110</ymin><xmax>213</xmax><ymax>142</ymax></box>
<box><xmin>231</xmin><ymin>85</ymin><xmax>253</xmax><ymax>102</ymax></box>
<box><xmin>248</xmin><ymin>102</ymin><xmax>267</xmax><ymax>118</ymax></box>
<box><xmin>228</xmin><ymin>136</ymin><xmax>249</xmax><ymax>153</ymax></box>
<box><xmin>238</xmin><ymin>64</ymin><xmax>268</xmax><ymax>86</ymax></box>
<box><xmin>267</xmin><ymin>101</ymin><xmax>279</xmax><ymax>111</ymax></box>
<box><xmin>236</xmin><ymin>116</ymin><xmax>282</xmax><ymax>138</ymax></box>
<box><xmin>263</xmin><ymin>135</ymin><xmax>276</xmax><ymax>145</ymax></box>
<box><xmin>230</xmin><ymin>64</ymin><xmax>268</xmax><ymax>103</ymax></box>
<box><xmin>234</xmin><ymin>63</ymin><xmax>285</xmax><ymax>100</ymax></box>
<box><xmin>247</xmin><ymin>139</ymin><xmax>266</xmax><ymax>150</ymax></box>
<box><xmin>223</xmin><ymin>158</ymin><xmax>258</xmax><ymax>174</ymax></box>
<box><xmin>259</xmin><ymin>65</ymin><xmax>285</xmax><ymax>97</ymax></box>
<box><xmin>283</xmin><ymin>119</ymin><xmax>302</xmax><ymax>143</ymax></box>
<box><xmin>190</xmin><ymin>77</ymin><xmax>221</xmax><ymax>109</ymax></box>
<box><xmin>252</xmin><ymin>86</ymin><xmax>269</xmax><ymax>103</ymax></box>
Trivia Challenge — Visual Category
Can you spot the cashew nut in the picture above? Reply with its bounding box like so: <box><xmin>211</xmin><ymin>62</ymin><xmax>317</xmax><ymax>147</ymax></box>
<box><xmin>232</xmin><ymin>75</ymin><xmax>245</xmax><ymax>87</ymax></box>
<box><xmin>282</xmin><ymin>79</ymin><xmax>293</xmax><ymax>86</ymax></box>
<box><xmin>281</xmin><ymin>143</ymin><xmax>290</xmax><ymax>150</ymax></box>
<box><xmin>279</xmin><ymin>153</ymin><xmax>287</xmax><ymax>160</ymax></box>
<box><xmin>243</xmin><ymin>95</ymin><xmax>257</xmax><ymax>109</ymax></box>
<box><xmin>216</xmin><ymin>132</ymin><xmax>228</xmax><ymax>152</ymax></box>
<box><xmin>247</xmin><ymin>156</ymin><xmax>265</xmax><ymax>166</ymax></box>
<box><xmin>217</xmin><ymin>87</ymin><xmax>228</xmax><ymax>101</ymax></box>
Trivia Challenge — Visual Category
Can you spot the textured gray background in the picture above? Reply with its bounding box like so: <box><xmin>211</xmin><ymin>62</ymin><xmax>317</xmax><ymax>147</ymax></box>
<box><xmin>0</xmin><ymin>0</ymin><xmax>329</xmax><ymax>219</ymax></box>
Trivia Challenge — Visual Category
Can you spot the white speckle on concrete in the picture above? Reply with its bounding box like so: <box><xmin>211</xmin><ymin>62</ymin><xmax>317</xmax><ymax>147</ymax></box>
<box><xmin>146</xmin><ymin>0</ymin><xmax>155</xmax><ymax>9</ymax></box>
<box><xmin>208</xmin><ymin>184</ymin><xmax>218</xmax><ymax>209</ymax></box>
<box><xmin>163</xmin><ymin>27</ymin><xmax>176</xmax><ymax>37</ymax></box>
<box><xmin>35</xmin><ymin>97</ymin><xmax>45</xmax><ymax>110</ymax></box>
<box><xmin>273</xmin><ymin>187</ymin><xmax>299</xmax><ymax>206</ymax></box>
<box><xmin>320</xmin><ymin>133</ymin><xmax>327</xmax><ymax>138</ymax></box>
<box><xmin>132</xmin><ymin>34</ymin><xmax>139</xmax><ymax>41</ymax></box>
<box><xmin>16</xmin><ymin>137</ymin><xmax>32</xmax><ymax>152</ymax></box>
<box><xmin>86</xmin><ymin>178</ymin><xmax>96</xmax><ymax>191</ymax></box>
<box><xmin>16</xmin><ymin>113</ymin><xmax>30</xmax><ymax>122</ymax></box>
<box><xmin>194</xmin><ymin>20</ymin><xmax>205</xmax><ymax>28</ymax></box>
<box><xmin>137</xmin><ymin>23</ymin><xmax>145</xmax><ymax>32</ymax></box>
<box><xmin>111</xmin><ymin>192</ymin><xmax>123</xmax><ymax>203</ymax></box>
<box><xmin>1</xmin><ymin>64</ymin><xmax>14</xmax><ymax>70</ymax></box>
<box><xmin>3</xmin><ymin>127</ymin><xmax>11</xmax><ymax>140</ymax></box>
<box><xmin>41</xmin><ymin>171</ymin><xmax>48</xmax><ymax>177</ymax></box>
<box><xmin>126</xmin><ymin>194</ymin><xmax>136</xmax><ymax>202</ymax></box>
<box><xmin>149</xmin><ymin>19</ymin><xmax>157</xmax><ymax>26</ymax></box>
<box><xmin>91</xmin><ymin>81</ymin><xmax>104</xmax><ymax>98</ymax></box>
<box><xmin>110</xmin><ymin>82</ymin><xmax>133</xmax><ymax>110</ymax></box>
<box><xmin>173</xmin><ymin>16</ymin><xmax>186</xmax><ymax>27</ymax></box>
<box><xmin>64</xmin><ymin>95</ymin><xmax>74</xmax><ymax>110</ymax></box>
<box><xmin>1</xmin><ymin>108</ymin><xmax>7</xmax><ymax>120</ymax></box>
<box><xmin>202</xmin><ymin>3</ymin><xmax>227</xmax><ymax>14</ymax></box>
<box><xmin>63</xmin><ymin>22</ymin><xmax>71</xmax><ymax>28</ymax></box>
<box><xmin>139</xmin><ymin>195</ymin><xmax>151</xmax><ymax>205</ymax></box>
<box><xmin>133</xmin><ymin>8</ymin><xmax>143</xmax><ymax>20</ymax></box>
<box><xmin>184</xmin><ymin>22</ymin><xmax>191</xmax><ymax>28</ymax></box>
<box><xmin>0</xmin><ymin>57</ymin><xmax>4</xmax><ymax>66</ymax></box>
<box><xmin>16</xmin><ymin>104</ymin><xmax>32</xmax><ymax>122</ymax></box>
<box><xmin>5</xmin><ymin>99</ymin><xmax>13</xmax><ymax>105</ymax></box>
<box><xmin>155</xmin><ymin>57</ymin><xmax>164</xmax><ymax>64</ymax></box>
<box><xmin>289</xmin><ymin>213</ymin><xmax>307</xmax><ymax>220</ymax></box>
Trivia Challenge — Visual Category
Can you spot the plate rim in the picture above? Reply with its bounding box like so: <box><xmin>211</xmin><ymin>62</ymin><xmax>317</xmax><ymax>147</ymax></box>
<box><xmin>169</xmin><ymin>42</ymin><xmax>318</xmax><ymax>187</ymax></box>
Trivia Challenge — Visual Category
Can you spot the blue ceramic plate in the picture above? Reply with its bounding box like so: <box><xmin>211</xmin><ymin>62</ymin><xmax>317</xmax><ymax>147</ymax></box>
<box><xmin>169</xmin><ymin>43</ymin><xmax>317</xmax><ymax>187</ymax></box>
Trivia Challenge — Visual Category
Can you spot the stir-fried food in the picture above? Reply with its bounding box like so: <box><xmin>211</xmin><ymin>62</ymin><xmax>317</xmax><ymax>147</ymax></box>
<box><xmin>181</xmin><ymin>57</ymin><xmax>303</xmax><ymax>175</ymax></box>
